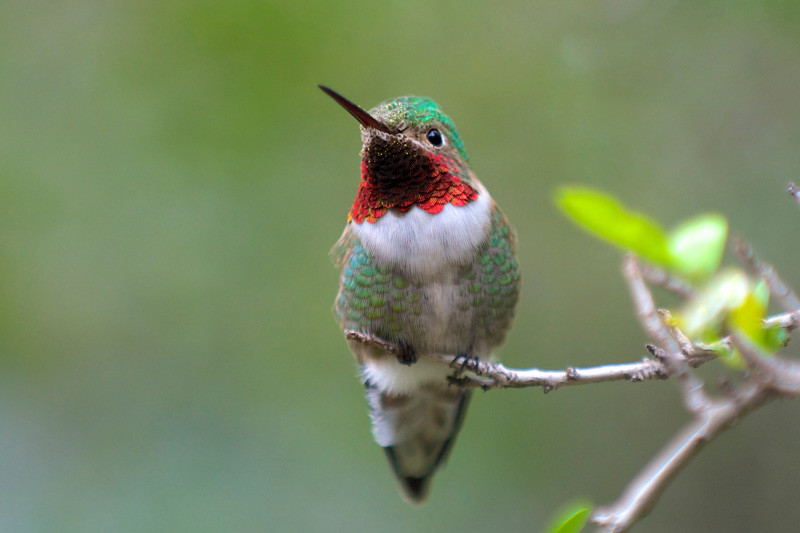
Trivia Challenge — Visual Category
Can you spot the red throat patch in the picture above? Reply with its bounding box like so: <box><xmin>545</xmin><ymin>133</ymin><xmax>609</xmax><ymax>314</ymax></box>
<box><xmin>349</xmin><ymin>154</ymin><xmax>478</xmax><ymax>223</ymax></box>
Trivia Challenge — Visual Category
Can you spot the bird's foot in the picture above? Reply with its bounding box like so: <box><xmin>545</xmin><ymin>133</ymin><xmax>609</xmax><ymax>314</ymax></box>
<box><xmin>451</xmin><ymin>353</ymin><xmax>481</xmax><ymax>374</ymax></box>
<box><xmin>396</xmin><ymin>341</ymin><xmax>418</xmax><ymax>366</ymax></box>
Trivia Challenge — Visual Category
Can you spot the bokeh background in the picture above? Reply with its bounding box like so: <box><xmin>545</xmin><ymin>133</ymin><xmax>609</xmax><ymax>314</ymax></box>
<box><xmin>1</xmin><ymin>1</ymin><xmax>799</xmax><ymax>531</ymax></box>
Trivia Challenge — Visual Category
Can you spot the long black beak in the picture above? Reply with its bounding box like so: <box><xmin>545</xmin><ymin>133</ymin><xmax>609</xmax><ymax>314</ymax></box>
<box><xmin>318</xmin><ymin>85</ymin><xmax>396</xmax><ymax>134</ymax></box>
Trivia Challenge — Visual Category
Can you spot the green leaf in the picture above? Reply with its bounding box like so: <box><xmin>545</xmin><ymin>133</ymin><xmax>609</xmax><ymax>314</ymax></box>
<box><xmin>729</xmin><ymin>289</ymin><xmax>767</xmax><ymax>342</ymax></box>
<box><xmin>678</xmin><ymin>269</ymin><xmax>784</xmax><ymax>365</ymax></box>
<box><xmin>764</xmin><ymin>323</ymin><xmax>790</xmax><ymax>351</ymax></box>
<box><xmin>695</xmin><ymin>338</ymin><xmax>744</xmax><ymax>368</ymax></box>
<box><xmin>721</xmin><ymin>347</ymin><xmax>746</xmax><ymax>368</ymax></box>
<box><xmin>728</xmin><ymin>285</ymin><xmax>784</xmax><ymax>354</ymax></box>
<box><xmin>545</xmin><ymin>500</ymin><xmax>592</xmax><ymax>533</ymax></box>
<box><xmin>555</xmin><ymin>187</ymin><xmax>671</xmax><ymax>266</ymax></box>
<box><xmin>677</xmin><ymin>269</ymin><xmax>751</xmax><ymax>338</ymax></box>
<box><xmin>752</xmin><ymin>279</ymin><xmax>769</xmax><ymax>308</ymax></box>
<box><xmin>667</xmin><ymin>214</ymin><xmax>728</xmax><ymax>279</ymax></box>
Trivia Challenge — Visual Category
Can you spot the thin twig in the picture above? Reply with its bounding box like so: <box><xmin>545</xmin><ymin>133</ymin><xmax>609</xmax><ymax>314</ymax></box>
<box><xmin>438</xmin><ymin>353</ymin><xmax>670</xmax><ymax>392</ymax></box>
<box><xmin>639</xmin><ymin>263</ymin><xmax>696</xmax><ymax>299</ymax></box>
<box><xmin>344</xmin><ymin>308</ymin><xmax>796</xmax><ymax>393</ymax></box>
<box><xmin>623</xmin><ymin>255</ymin><xmax>709</xmax><ymax>414</ymax></box>
<box><xmin>344</xmin><ymin>329</ymin><xmax>674</xmax><ymax>392</ymax></box>
<box><xmin>622</xmin><ymin>256</ymin><xmax>683</xmax><ymax>357</ymax></box>
<box><xmin>734</xmin><ymin>237</ymin><xmax>800</xmax><ymax>312</ymax></box>
<box><xmin>344</xmin><ymin>330</ymin><xmax>399</xmax><ymax>354</ymax></box>
<box><xmin>731</xmin><ymin>330</ymin><xmax>800</xmax><ymax>396</ymax></box>
<box><xmin>764</xmin><ymin>309</ymin><xmax>800</xmax><ymax>330</ymax></box>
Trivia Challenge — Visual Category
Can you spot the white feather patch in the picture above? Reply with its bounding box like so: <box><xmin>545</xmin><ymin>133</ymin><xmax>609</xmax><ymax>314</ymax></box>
<box><xmin>360</xmin><ymin>357</ymin><xmax>454</xmax><ymax>396</ymax></box>
<box><xmin>352</xmin><ymin>189</ymin><xmax>492</xmax><ymax>278</ymax></box>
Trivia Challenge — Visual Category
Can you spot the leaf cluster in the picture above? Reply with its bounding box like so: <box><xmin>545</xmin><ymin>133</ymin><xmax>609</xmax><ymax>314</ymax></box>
<box><xmin>555</xmin><ymin>187</ymin><xmax>783</xmax><ymax>367</ymax></box>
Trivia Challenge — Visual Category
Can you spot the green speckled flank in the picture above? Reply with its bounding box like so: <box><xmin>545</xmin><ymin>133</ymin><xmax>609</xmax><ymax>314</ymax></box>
<box><xmin>458</xmin><ymin>208</ymin><xmax>521</xmax><ymax>345</ymax></box>
<box><xmin>335</xmin><ymin>243</ymin><xmax>422</xmax><ymax>337</ymax></box>
<box><xmin>370</xmin><ymin>96</ymin><xmax>469</xmax><ymax>163</ymax></box>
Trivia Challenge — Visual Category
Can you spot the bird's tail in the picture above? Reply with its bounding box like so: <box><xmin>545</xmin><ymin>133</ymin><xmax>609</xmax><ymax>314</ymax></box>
<box><xmin>365</xmin><ymin>384</ymin><xmax>471</xmax><ymax>503</ymax></box>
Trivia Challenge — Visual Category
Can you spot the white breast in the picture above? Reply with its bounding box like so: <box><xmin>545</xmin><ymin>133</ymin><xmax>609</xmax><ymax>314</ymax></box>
<box><xmin>352</xmin><ymin>188</ymin><xmax>492</xmax><ymax>278</ymax></box>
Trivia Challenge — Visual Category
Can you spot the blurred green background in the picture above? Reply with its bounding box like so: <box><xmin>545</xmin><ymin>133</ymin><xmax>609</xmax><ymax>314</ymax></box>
<box><xmin>1</xmin><ymin>1</ymin><xmax>799</xmax><ymax>531</ymax></box>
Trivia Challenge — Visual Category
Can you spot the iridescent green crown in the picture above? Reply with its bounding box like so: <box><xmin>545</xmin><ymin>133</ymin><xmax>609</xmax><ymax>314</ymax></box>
<box><xmin>370</xmin><ymin>96</ymin><xmax>469</xmax><ymax>163</ymax></box>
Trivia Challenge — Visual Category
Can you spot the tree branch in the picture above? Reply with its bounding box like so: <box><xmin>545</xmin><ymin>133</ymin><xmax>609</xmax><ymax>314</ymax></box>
<box><xmin>344</xmin><ymin>309</ymin><xmax>796</xmax><ymax>394</ymax></box>
<box><xmin>731</xmin><ymin>330</ymin><xmax>800</xmax><ymax>396</ymax></box>
<box><xmin>439</xmin><ymin>352</ymin><xmax>670</xmax><ymax>392</ymax></box>
<box><xmin>765</xmin><ymin>309</ymin><xmax>800</xmax><ymax>330</ymax></box>
<box><xmin>638</xmin><ymin>262</ymin><xmax>696</xmax><ymax>299</ymax></box>
<box><xmin>593</xmin><ymin>384</ymin><xmax>775</xmax><ymax>532</ymax></box>
<box><xmin>344</xmin><ymin>330</ymin><xmax>713</xmax><ymax>392</ymax></box>
<box><xmin>734</xmin><ymin>237</ymin><xmax>800</xmax><ymax>312</ymax></box>
<box><xmin>592</xmin><ymin>246</ymin><xmax>800</xmax><ymax>532</ymax></box>
<box><xmin>593</xmin><ymin>328</ymin><xmax>800</xmax><ymax>532</ymax></box>
<box><xmin>623</xmin><ymin>256</ymin><xmax>710</xmax><ymax>415</ymax></box>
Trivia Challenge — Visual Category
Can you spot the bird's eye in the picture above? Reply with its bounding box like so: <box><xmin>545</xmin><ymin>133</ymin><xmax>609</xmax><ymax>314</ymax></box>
<box><xmin>426</xmin><ymin>129</ymin><xmax>444</xmax><ymax>147</ymax></box>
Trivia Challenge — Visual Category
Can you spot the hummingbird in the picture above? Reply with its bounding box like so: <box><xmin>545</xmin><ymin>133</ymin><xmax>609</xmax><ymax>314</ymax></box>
<box><xmin>320</xmin><ymin>85</ymin><xmax>520</xmax><ymax>503</ymax></box>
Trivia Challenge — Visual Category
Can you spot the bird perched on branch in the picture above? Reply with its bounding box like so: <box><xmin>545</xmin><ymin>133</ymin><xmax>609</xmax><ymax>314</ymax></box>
<box><xmin>321</xmin><ymin>85</ymin><xmax>520</xmax><ymax>503</ymax></box>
